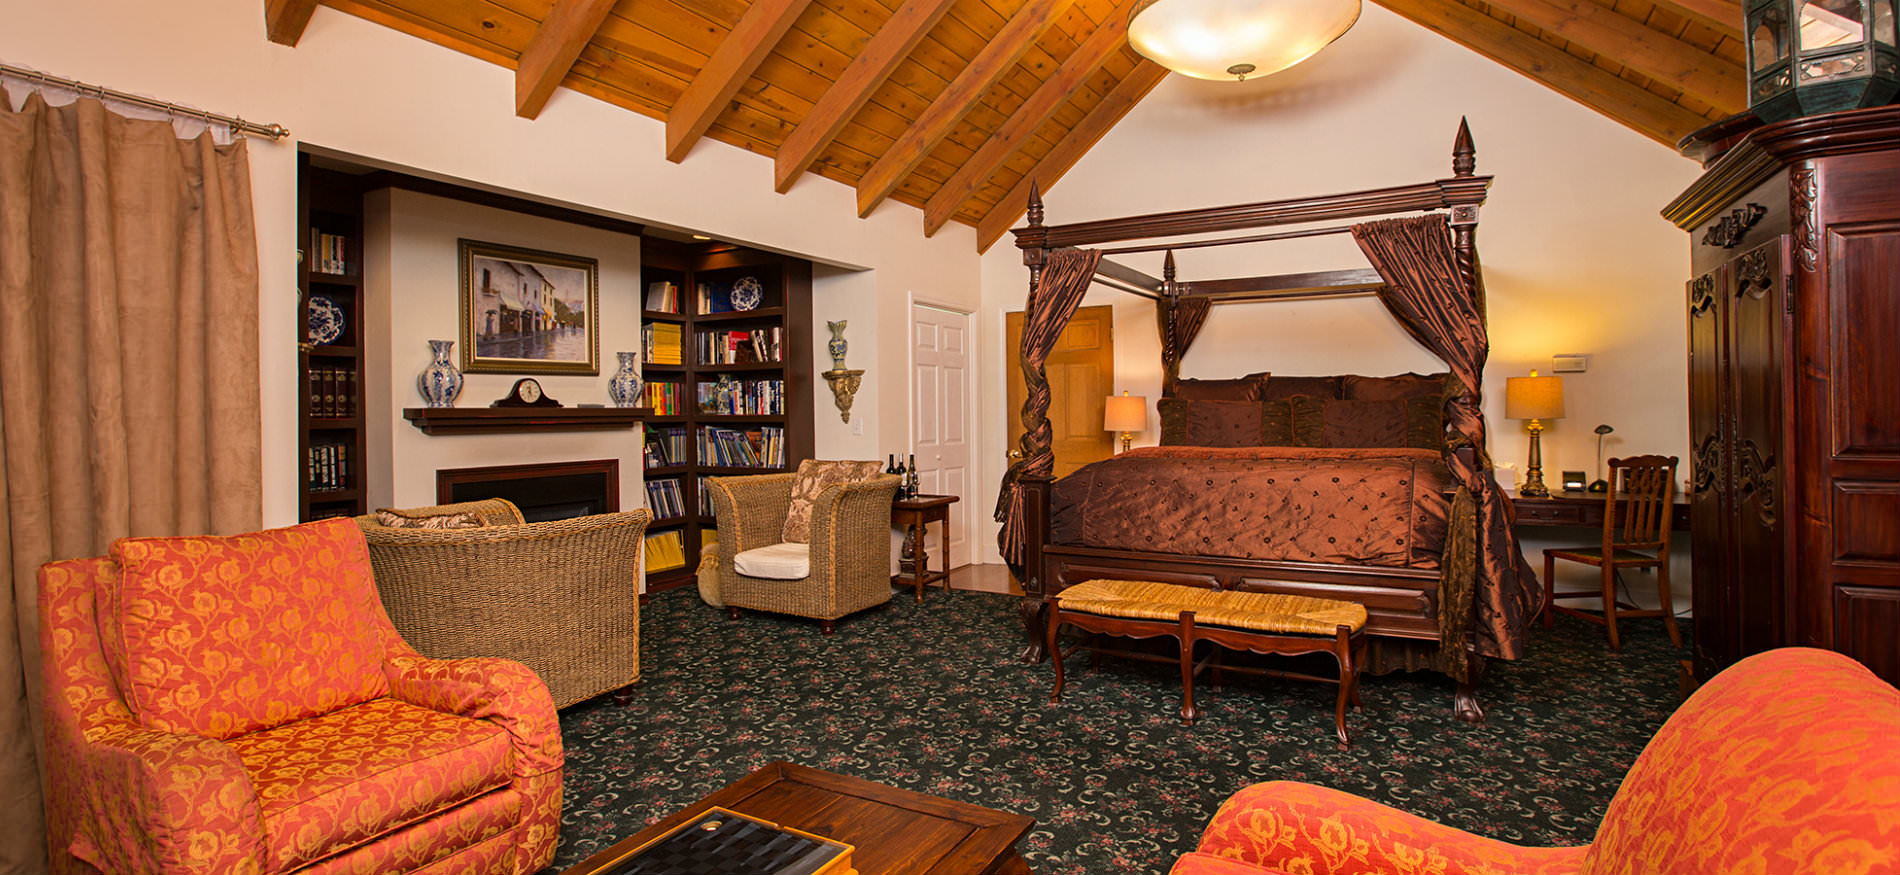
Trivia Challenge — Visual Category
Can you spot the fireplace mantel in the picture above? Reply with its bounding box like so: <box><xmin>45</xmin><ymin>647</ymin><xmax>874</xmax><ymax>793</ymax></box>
<box><xmin>402</xmin><ymin>406</ymin><xmax>651</xmax><ymax>436</ymax></box>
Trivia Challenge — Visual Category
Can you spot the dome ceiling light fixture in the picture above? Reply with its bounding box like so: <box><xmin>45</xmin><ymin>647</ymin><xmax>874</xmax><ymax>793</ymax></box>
<box><xmin>1127</xmin><ymin>0</ymin><xmax>1362</xmax><ymax>81</ymax></box>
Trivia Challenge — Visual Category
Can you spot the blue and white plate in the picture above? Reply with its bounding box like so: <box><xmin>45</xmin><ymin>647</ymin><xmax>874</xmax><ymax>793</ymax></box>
<box><xmin>307</xmin><ymin>294</ymin><xmax>345</xmax><ymax>345</ymax></box>
<box><xmin>731</xmin><ymin>276</ymin><xmax>763</xmax><ymax>311</ymax></box>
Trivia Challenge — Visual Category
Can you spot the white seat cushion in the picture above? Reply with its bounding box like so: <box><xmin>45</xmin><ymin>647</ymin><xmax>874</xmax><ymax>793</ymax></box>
<box><xmin>733</xmin><ymin>542</ymin><xmax>811</xmax><ymax>579</ymax></box>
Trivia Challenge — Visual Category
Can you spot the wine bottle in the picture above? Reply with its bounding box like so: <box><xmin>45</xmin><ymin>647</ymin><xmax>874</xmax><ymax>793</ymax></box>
<box><xmin>886</xmin><ymin>453</ymin><xmax>898</xmax><ymax>475</ymax></box>
<box><xmin>894</xmin><ymin>455</ymin><xmax>907</xmax><ymax>491</ymax></box>
<box><xmin>906</xmin><ymin>454</ymin><xmax>919</xmax><ymax>498</ymax></box>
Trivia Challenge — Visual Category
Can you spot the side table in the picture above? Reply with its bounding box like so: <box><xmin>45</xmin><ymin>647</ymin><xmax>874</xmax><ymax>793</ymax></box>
<box><xmin>891</xmin><ymin>494</ymin><xmax>958</xmax><ymax>602</ymax></box>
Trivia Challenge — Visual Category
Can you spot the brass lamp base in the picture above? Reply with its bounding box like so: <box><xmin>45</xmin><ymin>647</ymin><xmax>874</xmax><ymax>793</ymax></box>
<box><xmin>1520</xmin><ymin>420</ymin><xmax>1551</xmax><ymax>497</ymax></box>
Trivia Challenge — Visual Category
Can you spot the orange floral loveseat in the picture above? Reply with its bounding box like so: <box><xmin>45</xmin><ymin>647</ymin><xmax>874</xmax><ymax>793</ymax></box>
<box><xmin>39</xmin><ymin>518</ymin><xmax>563</xmax><ymax>875</ymax></box>
<box><xmin>1175</xmin><ymin>647</ymin><xmax>1900</xmax><ymax>875</ymax></box>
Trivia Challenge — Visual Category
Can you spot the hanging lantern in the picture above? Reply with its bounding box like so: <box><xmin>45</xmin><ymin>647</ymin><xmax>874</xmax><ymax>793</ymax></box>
<box><xmin>1128</xmin><ymin>0</ymin><xmax>1361</xmax><ymax>82</ymax></box>
<box><xmin>1745</xmin><ymin>0</ymin><xmax>1900</xmax><ymax>121</ymax></box>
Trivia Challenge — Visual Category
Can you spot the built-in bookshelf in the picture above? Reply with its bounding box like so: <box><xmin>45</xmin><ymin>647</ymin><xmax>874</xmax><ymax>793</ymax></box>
<box><xmin>298</xmin><ymin>155</ymin><xmax>368</xmax><ymax>521</ymax></box>
<box><xmin>640</xmin><ymin>241</ymin><xmax>813</xmax><ymax>588</ymax></box>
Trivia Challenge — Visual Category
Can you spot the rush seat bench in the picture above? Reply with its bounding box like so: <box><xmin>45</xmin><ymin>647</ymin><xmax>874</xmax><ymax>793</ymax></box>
<box><xmin>1046</xmin><ymin>579</ymin><xmax>1369</xmax><ymax>746</ymax></box>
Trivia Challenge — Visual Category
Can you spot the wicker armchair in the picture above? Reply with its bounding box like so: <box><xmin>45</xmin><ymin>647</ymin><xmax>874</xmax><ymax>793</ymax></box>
<box><xmin>707</xmin><ymin>472</ymin><xmax>901</xmax><ymax>633</ymax></box>
<box><xmin>355</xmin><ymin>498</ymin><xmax>650</xmax><ymax>708</ymax></box>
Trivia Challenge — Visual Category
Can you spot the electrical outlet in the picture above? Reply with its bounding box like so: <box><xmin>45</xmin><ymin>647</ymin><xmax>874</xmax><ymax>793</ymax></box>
<box><xmin>851</xmin><ymin>418</ymin><xmax>863</xmax><ymax>436</ymax></box>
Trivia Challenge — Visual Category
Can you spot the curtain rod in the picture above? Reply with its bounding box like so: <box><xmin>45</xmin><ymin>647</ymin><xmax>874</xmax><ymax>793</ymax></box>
<box><xmin>1</xmin><ymin>62</ymin><xmax>290</xmax><ymax>140</ymax></box>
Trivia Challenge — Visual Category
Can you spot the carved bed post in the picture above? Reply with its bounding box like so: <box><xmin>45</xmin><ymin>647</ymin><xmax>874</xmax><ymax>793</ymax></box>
<box><xmin>1449</xmin><ymin>118</ymin><xmax>1482</xmax><ymax>309</ymax></box>
<box><xmin>1159</xmin><ymin>250</ymin><xmax>1180</xmax><ymax>394</ymax></box>
<box><xmin>1015</xmin><ymin>181</ymin><xmax>1054</xmax><ymax>661</ymax></box>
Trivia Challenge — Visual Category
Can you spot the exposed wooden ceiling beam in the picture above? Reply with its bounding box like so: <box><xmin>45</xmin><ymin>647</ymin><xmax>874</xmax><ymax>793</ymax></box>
<box><xmin>1480</xmin><ymin>0</ymin><xmax>1744</xmax><ymax>113</ymax></box>
<box><xmin>264</xmin><ymin>0</ymin><xmax>319</xmax><ymax>46</ymax></box>
<box><xmin>773</xmin><ymin>0</ymin><xmax>960</xmax><ymax>193</ymax></box>
<box><xmin>1372</xmin><ymin>0</ymin><xmax>1711</xmax><ymax>147</ymax></box>
<box><xmin>515</xmin><ymin>0</ymin><xmax>620</xmax><ymax>119</ymax></box>
<box><xmin>666</xmin><ymin>0</ymin><xmax>816</xmax><ymax>163</ymax></box>
<box><xmin>923</xmin><ymin>5</ymin><xmax>1139</xmax><ymax>237</ymax></box>
<box><xmin>1651</xmin><ymin>0</ymin><xmax>1743</xmax><ymax>34</ymax></box>
<box><xmin>976</xmin><ymin>61</ymin><xmax>1169</xmax><ymax>251</ymax></box>
<box><xmin>855</xmin><ymin>0</ymin><xmax>1077</xmax><ymax>217</ymax></box>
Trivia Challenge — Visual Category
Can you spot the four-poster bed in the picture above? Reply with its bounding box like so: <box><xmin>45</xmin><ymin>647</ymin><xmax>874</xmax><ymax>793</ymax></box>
<box><xmin>998</xmin><ymin>121</ymin><xmax>1541</xmax><ymax>720</ymax></box>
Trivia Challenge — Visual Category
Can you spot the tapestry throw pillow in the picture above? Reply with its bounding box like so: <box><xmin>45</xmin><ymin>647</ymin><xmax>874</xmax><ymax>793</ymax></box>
<box><xmin>782</xmin><ymin>459</ymin><xmax>886</xmax><ymax>544</ymax></box>
<box><xmin>1170</xmin><ymin>372</ymin><xmax>1268</xmax><ymax>401</ymax></box>
<box><xmin>1342</xmin><ymin>371</ymin><xmax>1451</xmax><ymax>402</ymax></box>
<box><xmin>105</xmin><ymin>517</ymin><xmax>392</xmax><ymax>740</ymax></box>
<box><xmin>1157</xmin><ymin>399</ymin><xmax>1264</xmax><ymax>447</ymax></box>
<box><xmin>1260</xmin><ymin>375</ymin><xmax>1344</xmax><ymax>402</ymax></box>
<box><xmin>374</xmin><ymin>509</ymin><xmax>487</xmax><ymax>529</ymax></box>
<box><xmin>1405</xmin><ymin>396</ymin><xmax>1449</xmax><ymax>451</ymax></box>
<box><xmin>1318</xmin><ymin>399</ymin><xmax>1409</xmax><ymax>448</ymax></box>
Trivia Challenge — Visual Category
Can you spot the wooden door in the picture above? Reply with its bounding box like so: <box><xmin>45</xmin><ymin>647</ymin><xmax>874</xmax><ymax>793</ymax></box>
<box><xmin>1006</xmin><ymin>305</ymin><xmax>1114</xmax><ymax>479</ymax></box>
<box><xmin>912</xmin><ymin>303</ymin><xmax>972</xmax><ymax>569</ymax></box>
<box><xmin>1686</xmin><ymin>268</ymin><xmax>1732</xmax><ymax>679</ymax></box>
<box><xmin>1726</xmin><ymin>238</ymin><xmax>1791</xmax><ymax>659</ymax></box>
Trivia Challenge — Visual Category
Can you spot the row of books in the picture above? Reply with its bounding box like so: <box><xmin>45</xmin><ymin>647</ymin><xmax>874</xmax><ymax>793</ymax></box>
<box><xmin>307</xmin><ymin>443</ymin><xmax>352</xmax><ymax>492</ymax></box>
<box><xmin>698</xmin><ymin>476</ymin><xmax>717</xmax><ymax>520</ymax></box>
<box><xmin>307</xmin><ymin>366</ymin><xmax>357</xmax><ymax>417</ymax></box>
<box><xmin>646</xmin><ymin>478</ymin><xmax>686</xmax><ymax>520</ymax></box>
<box><xmin>643</xmin><ymin>323</ymin><xmax>684</xmax><ymax>365</ymax></box>
<box><xmin>309</xmin><ymin>229</ymin><xmax>349</xmax><ymax>275</ymax></box>
<box><xmin>645</xmin><ymin>426</ymin><xmax>689</xmax><ymax>469</ymax></box>
<box><xmin>697</xmin><ymin>379</ymin><xmax>785</xmax><ymax>416</ymax></box>
<box><xmin>642</xmin><ymin>381</ymin><xmax>683</xmax><ymax>415</ymax></box>
<box><xmin>700</xmin><ymin>426</ymin><xmax>786</xmax><ymax>468</ymax></box>
<box><xmin>645</xmin><ymin>530</ymin><xmax>686</xmax><ymax>572</ymax></box>
<box><xmin>697</xmin><ymin>328</ymin><xmax>782</xmax><ymax>365</ymax></box>
<box><xmin>644</xmin><ymin>280</ymin><xmax>681</xmax><ymax>314</ymax></box>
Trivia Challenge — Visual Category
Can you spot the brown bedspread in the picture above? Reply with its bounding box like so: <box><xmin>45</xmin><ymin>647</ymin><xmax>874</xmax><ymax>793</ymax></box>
<box><xmin>1050</xmin><ymin>446</ymin><xmax>1454</xmax><ymax>568</ymax></box>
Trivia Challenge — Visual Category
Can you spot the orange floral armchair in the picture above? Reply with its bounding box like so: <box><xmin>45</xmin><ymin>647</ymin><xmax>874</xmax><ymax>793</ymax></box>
<box><xmin>39</xmin><ymin>518</ymin><xmax>563</xmax><ymax>875</ymax></box>
<box><xmin>1175</xmin><ymin>647</ymin><xmax>1900</xmax><ymax>875</ymax></box>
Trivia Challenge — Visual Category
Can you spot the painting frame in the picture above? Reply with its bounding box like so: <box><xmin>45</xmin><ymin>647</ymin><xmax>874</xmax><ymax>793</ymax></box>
<box><xmin>458</xmin><ymin>238</ymin><xmax>600</xmax><ymax>375</ymax></box>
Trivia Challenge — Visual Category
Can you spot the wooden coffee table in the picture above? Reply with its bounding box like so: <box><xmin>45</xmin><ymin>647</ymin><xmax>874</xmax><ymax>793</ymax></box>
<box><xmin>562</xmin><ymin>761</ymin><xmax>1035</xmax><ymax>875</ymax></box>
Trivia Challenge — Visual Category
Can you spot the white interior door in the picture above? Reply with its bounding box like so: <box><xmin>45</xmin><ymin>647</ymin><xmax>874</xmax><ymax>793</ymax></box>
<box><xmin>912</xmin><ymin>303</ymin><xmax>972</xmax><ymax>569</ymax></box>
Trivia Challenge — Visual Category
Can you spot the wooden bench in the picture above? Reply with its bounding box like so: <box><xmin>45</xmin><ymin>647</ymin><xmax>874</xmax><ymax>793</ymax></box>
<box><xmin>1045</xmin><ymin>579</ymin><xmax>1369</xmax><ymax>746</ymax></box>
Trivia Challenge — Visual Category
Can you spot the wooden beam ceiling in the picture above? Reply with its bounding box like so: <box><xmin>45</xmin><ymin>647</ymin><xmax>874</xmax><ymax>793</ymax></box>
<box><xmin>285</xmin><ymin>0</ymin><xmax>1746</xmax><ymax>248</ymax></box>
<box><xmin>515</xmin><ymin>0</ymin><xmax>620</xmax><ymax>119</ymax></box>
<box><xmin>665</xmin><ymin>0</ymin><xmax>815</xmax><ymax>163</ymax></box>
<box><xmin>855</xmin><ymin>0</ymin><xmax>1078</xmax><ymax>217</ymax></box>
<box><xmin>771</xmin><ymin>0</ymin><xmax>960</xmax><ymax>193</ymax></box>
<box><xmin>1372</xmin><ymin>0</ymin><xmax>1715</xmax><ymax>146</ymax></box>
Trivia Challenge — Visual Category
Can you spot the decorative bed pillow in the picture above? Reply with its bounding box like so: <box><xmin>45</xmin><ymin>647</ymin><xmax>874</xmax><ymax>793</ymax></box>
<box><xmin>1405</xmin><ymin>396</ymin><xmax>1449</xmax><ymax>451</ymax></box>
<box><xmin>1318</xmin><ymin>399</ymin><xmax>1409</xmax><ymax>448</ymax></box>
<box><xmin>1288</xmin><ymin>396</ymin><xmax>1326</xmax><ymax>447</ymax></box>
<box><xmin>1343</xmin><ymin>372</ymin><xmax>1450</xmax><ymax>402</ymax></box>
<box><xmin>103</xmin><ymin>518</ymin><xmax>392</xmax><ymax>740</ymax></box>
<box><xmin>373</xmin><ymin>509</ymin><xmax>487</xmax><ymax>529</ymax></box>
<box><xmin>1157</xmin><ymin>399</ymin><xmax>1264</xmax><ymax>447</ymax></box>
<box><xmin>782</xmin><ymin>459</ymin><xmax>885</xmax><ymax>543</ymax></box>
<box><xmin>1260</xmin><ymin>400</ymin><xmax>1295</xmax><ymax>446</ymax></box>
<box><xmin>1171</xmin><ymin>372</ymin><xmax>1268</xmax><ymax>401</ymax></box>
<box><xmin>1260</xmin><ymin>375</ymin><xmax>1343</xmax><ymax>402</ymax></box>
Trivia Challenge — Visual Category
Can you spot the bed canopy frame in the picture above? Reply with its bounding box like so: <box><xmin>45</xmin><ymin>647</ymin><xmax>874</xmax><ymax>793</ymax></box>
<box><xmin>1001</xmin><ymin>120</ymin><xmax>1540</xmax><ymax>719</ymax></box>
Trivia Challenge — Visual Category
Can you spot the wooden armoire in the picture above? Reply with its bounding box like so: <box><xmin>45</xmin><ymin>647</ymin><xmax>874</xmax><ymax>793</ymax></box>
<box><xmin>1664</xmin><ymin>105</ymin><xmax>1900</xmax><ymax>685</ymax></box>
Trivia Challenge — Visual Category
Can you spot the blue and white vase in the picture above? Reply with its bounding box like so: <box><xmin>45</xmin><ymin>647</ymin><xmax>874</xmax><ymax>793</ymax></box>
<box><xmin>608</xmin><ymin>351</ymin><xmax>643</xmax><ymax>408</ymax></box>
<box><xmin>826</xmin><ymin>320</ymin><xmax>848</xmax><ymax>371</ymax></box>
<box><xmin>417</xmin><ymin>339</ymin><xmax>463</xmax><ymax>408</ymax></box>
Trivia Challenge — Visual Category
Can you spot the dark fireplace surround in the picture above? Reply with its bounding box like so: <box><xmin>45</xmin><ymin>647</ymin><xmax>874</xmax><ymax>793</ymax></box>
<box><xmin>436</xmin><ymin>459</ymin><xmax>619</xmax><ymax>523</ymax></box>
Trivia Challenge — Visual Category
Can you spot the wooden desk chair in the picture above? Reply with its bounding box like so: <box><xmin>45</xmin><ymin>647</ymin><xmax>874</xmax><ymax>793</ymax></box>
<box><xmin>1542</xmin><ymin>455</ymin><xmax>1682</xmax><ymax>649</ymax></box>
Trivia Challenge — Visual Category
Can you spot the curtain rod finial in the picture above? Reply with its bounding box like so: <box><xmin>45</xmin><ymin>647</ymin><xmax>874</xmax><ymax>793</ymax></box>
<box><xmin>1452</xmin><ymin>118</ymin><xmax>1476</xmax><ymax>177</ymax></box>
<box><xmin>1026</xmin><ymin>180</ymin><xmax>1044</xmax><ymax>227</ymax></box>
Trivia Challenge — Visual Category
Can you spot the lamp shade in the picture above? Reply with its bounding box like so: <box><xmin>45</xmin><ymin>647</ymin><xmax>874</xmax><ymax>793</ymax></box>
<box><xmin>1104</xmin><ymin>394</ymin><xmax>1149</xmax><ymax>432</ymax></box>
<box><xmin>1128</xmin><ymin>0</ymin><xmax>1362</xmax><ymax>81</ymax></box>
<box><xmin>1505</xmin><ymin>373</ymin><xmax>1565</xmax><ymax>421</ymax></box>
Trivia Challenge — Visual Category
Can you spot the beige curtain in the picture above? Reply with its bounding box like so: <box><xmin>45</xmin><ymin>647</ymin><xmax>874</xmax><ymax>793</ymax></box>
<box><xmin>0</xmin><ymin>92</ymin><xmax>262</xmax><ymax>871</ymax></box>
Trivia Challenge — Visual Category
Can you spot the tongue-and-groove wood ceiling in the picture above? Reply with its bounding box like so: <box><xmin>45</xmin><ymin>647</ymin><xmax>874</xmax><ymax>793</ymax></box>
<box><xmin>264</xmin><ymin>0</ymin><xmax>1744</xmax><ymax>250</ymax></box>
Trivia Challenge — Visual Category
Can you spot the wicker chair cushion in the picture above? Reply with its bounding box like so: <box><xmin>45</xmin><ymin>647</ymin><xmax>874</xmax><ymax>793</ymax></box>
<box><xmin>782</xmin><ymin>459</ymin><xmax>885</xmax><ymax>543</ymax></box>
<box><xmin>1058</xmin><ymin>579</ymin><xmax>1367</xmax><ymax>636</ymax></box>
<box><xmin>373</xmin><ymin>509</ymin><xmax>487</xmax><ymax>529</ymax></box>
<box><xmin>733</xmin><ymin>542</ymin><xmax>811</xmax><ymax>579</ymax></box>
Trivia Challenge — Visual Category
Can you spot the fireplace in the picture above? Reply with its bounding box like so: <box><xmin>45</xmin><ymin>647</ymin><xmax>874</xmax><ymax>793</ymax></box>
<box><xmin>436</xmin><ymin>459</ymin><xmax>619</xmax><ymax>522</ymax></box>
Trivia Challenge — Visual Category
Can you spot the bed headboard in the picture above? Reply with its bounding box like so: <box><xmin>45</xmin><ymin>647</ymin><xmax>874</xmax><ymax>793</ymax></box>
<box><xmin>1159</xmin><ymin>372</ymin><xmax>1452</xmax><ymax>452</ymax></box>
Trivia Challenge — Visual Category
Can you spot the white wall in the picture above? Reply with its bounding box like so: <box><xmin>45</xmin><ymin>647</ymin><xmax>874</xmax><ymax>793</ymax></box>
<box><xmin>4</xmin><ymin>0</ymin><xmax>981</xmax><ymax>529</ymax></box>
<box><xmin>976</xmin><ymin>4</ymin><xmax>1703</xmax><ymax>566</ymax></box>
<box><xmin>361</xmin><ymin>188</ymin><xmax>647</xmax><ymax>509</ymax></box>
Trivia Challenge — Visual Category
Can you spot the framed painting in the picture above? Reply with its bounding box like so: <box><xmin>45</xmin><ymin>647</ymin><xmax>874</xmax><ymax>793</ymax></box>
<box><xmin>458</xmin><ymin>239</ymin><xmax>599</xmax><ymax>375</ymax></box>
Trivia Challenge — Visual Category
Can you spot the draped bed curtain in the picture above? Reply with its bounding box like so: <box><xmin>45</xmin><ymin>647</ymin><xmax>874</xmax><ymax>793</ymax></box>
<box><xmin>0</xmin><ymin>92</ymin><xmax>263</xmax><ymax>871</ymax></box>
<box><xmin>1351</xmin><ymin>215</ymin><xmax>1539</xmax><ymax>665</ymax></box>
<box><xmin>995</xmin><ymin>248</ymin><xmax>1102</xmax><ymax>567</ymax></box>
<box><xmin>1158</xmin><ymin>296</ymin><xmax>1211</xmax><ymax>390</ymax></box>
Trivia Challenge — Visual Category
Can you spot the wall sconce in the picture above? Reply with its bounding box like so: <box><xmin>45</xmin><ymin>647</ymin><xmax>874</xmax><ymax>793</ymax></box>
<box><xmin>1103</xmin><ymin>391</ymin><xmax>1149</xmax><ymax>453</ymax></box>
<box><xmin>822</xmin><ymin>320</ymin><xmax>863</xmax><ymax>423</ymax></box>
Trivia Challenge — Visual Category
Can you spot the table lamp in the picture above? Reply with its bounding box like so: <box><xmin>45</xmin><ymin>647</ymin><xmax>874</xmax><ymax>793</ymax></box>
<box><xmin>1104</xmin><ymin>391</ymin><xmax>1148</xmax><ymax>453</ymax></box>
<box><xmin>1505</xmin><ymin>370</ymin><xmax>1564</xmax><ymax>498</ymax></box>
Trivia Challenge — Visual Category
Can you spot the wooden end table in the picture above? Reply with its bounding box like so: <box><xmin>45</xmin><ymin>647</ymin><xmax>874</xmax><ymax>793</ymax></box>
<box><xmin>561</xmin><ymin>761</ymin><xmax>1034</xmax><ymax>875</ymax></box>
<box><xmin>891</xmin><ymin>494</ymin><xmax>958</xmax><ymax>602</ymax></box>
